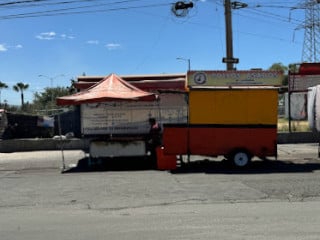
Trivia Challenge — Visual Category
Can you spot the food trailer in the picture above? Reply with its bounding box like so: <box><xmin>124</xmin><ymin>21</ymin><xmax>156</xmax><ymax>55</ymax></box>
<box><xmin>57</xmin><ymin>73</ymin><xmax>188</xmax><ymax>162</ymax></box>
<box><xmin>161</xmin><ymin>70</ymin><xmax>282</xmax><ymax>168</ymax></box>
<box><xmin>57</xmin><ymin>70</ymin><xmax>282</xmax><ymax>169</ymax></box>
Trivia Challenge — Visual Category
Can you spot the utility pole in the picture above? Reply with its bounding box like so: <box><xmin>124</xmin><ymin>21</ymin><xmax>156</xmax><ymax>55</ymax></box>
<box><xmin>223</xmin><ymin>1</ymin><xmax>247</xmax><ymax>70</ymax></box>
<box><xmin>224</xmin><ymin>0</ymin><xmax>234</xmax><ymax>70</ymax></box>
<box><xmin>172</xmin><ymin>1</ymin><xmax>247</xmax><ymax>70</ymax></box>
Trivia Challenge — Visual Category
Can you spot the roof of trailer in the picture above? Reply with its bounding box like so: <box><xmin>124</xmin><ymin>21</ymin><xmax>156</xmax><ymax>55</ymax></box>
<box><xmin>56</xmin><ymin>73</ymin><xmax>157</xmax><ymax>106</ymax></box>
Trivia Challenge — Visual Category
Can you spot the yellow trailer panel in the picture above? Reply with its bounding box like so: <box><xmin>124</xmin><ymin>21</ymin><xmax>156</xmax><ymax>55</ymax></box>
<box><xmin>189</xmin><ymin>88</ymin><xmax>278</xmax><ymax>125</ymax></box>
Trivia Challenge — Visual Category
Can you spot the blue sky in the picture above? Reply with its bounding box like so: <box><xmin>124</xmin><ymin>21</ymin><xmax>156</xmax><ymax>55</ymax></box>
<box><xmin>0</xmin><ymin>0</ymin><xmax>306</xmax><ymax>105</ymax></box>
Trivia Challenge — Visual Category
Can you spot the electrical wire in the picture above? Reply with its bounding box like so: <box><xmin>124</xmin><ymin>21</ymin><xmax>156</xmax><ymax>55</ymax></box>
<box><xmin>0</xmin><ymin>0</ymin><xmax>307</xmax><ymax>37</ymax></box>
<box><xmin>193</xmin><ymin>0</ymin><xmax>305</xmax><ymax>50</ymax></box>
<box><xmin>0</xmin><ymin>0</ymin><xmax>161</xmax><ymax>10</ymax></box>
<box><xmin>0</xmin><ymin>0</ymin><xmax>304</xmax><ymax>25</ymax></box>
<box><xmin>0</xmin><ymin>0</ymin><xmax>173</xmax><ymax>20</ymax></box>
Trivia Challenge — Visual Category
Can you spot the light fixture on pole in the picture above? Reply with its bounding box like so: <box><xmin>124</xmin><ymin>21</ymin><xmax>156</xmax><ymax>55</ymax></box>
<box><xmin>38</xmin><ymin>74</ymin><xmax>65</xmax><ymax>109</ymax></box>
<box><xmin>176</xmin><ymin>57</ymin><xmax>191</xmax><ymax>71</ymax></box>
<box><xmin>38</xmin><ymin>74</ymin><xmax>65</xmax><ymax>89</ymax></box>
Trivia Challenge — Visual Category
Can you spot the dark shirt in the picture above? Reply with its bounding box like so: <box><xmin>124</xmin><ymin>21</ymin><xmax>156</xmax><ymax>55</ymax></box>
<box><xmin>149</xmin><ymin>123</ymin><xmax>161</xmax><ymax>146</ymax></box>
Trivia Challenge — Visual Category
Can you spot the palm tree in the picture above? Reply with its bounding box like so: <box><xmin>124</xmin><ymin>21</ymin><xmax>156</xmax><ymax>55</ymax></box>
<box><xmin>0</xmin><ymin>81</ymin><xmax>8</xmax><ymax>107</ymax></box>
<box><xmin>13</xmin><ymin>82</ymin><xmax>29</xmax><ymax>107</ymax></box>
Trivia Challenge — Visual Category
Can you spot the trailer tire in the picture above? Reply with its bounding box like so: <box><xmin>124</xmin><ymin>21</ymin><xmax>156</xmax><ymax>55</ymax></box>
<box><xmin>231</xmin><ymin>150</ymin><xmax>251</xmax><ymax>168</ymax></box>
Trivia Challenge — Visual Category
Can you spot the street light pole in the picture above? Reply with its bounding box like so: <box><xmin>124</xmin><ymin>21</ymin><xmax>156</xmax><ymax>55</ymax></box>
<box><xmin>176</xmin><ymin>57</ymin><xmax>191</xmax><ymax>71</ymax></box>
<box><xmin>38</xmin><ymin>74</ymin><xmax>64</xmax><ymax>109</ymax></box>
<box><xmin>38</xmin><ymin>74</ymin><xmax>64</xmax><ymax>89</ymax></box>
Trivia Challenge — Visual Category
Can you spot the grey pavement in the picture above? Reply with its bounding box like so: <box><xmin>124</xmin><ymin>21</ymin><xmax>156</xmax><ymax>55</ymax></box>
<box><xmin>1</xmin><ymin>144</ymin><xmax>320</xmax><ymax>239</ymax></box>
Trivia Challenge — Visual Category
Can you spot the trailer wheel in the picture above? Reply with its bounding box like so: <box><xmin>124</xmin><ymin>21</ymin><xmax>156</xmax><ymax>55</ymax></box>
<box><xmin>231</xmin><ymin>151</ymin><xmax>251</xmax><ymax>168</ymax></box>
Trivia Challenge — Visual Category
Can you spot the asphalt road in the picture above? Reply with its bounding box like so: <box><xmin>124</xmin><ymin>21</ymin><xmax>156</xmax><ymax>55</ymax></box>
<box><xmin>1</xmin><ymin>144</ymin><xmax>320</xmax><ymax>240</ymax></box>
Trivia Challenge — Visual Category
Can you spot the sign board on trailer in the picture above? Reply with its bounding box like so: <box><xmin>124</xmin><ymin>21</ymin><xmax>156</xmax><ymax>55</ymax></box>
<box><xmin>187</xmin><ymin>70</ymin><xmax>283</xmax><ymax>87</ymax></box>
<box><xmin>81</xmin><ymin>93</ymin><xmax>188</xmax><ymax>135</ymax></box>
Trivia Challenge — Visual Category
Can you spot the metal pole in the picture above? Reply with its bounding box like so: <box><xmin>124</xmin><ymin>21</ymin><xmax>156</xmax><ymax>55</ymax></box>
<box><xmin>38</xmin><ymin>74</ymin><xmax>64</xmax><ymax>112</ymax></box>
<box><xmin>177</xmin><ymin>57</ymin><xmax>191</xmax><ymax>71</ymax></box>
<box><xmin>288</xmin><ymin>91</ymin><xmax>292</xmax><ymax>132</ymax></box>
<box><xmin>288</xmin><ymin>72</ymin><xmax>292</xmax><ymax>133</ymax></box>
<box><xmin>58</xmin><ymin>113</ymin><xmax>66</xmax><ymax>172</ymax></box>
<box><xmin>224</xmin><ymin>0</ymin><xmax>234</xmax><ymax>70</ymax></box>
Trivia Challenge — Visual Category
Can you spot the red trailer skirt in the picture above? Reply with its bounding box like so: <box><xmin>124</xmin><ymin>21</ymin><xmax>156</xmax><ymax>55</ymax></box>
<box><xmin>162</xmin><ymin>124</ymin><xmax>277</xmax><ymax>158</ymax></box>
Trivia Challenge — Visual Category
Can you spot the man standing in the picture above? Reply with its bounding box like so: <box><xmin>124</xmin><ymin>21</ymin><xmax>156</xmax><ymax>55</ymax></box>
<box><xmin>147</xmin><ymin>118</ymin><xmax>161</xmax><ymax>168</ymax></box>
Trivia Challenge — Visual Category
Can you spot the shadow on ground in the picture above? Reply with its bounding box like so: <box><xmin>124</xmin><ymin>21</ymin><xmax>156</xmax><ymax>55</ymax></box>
<box><xmin>63</xmin><ymin>156</ymin><xmax>320</xmax><ymax>174</ymax></box>
<box><xmin>172</xmin><ymin>158</ymin><xmax>320</xmax><ymax>174</ymax></box>
<box><xmin>63</xmin><ymin>157</ymin><xmax>156</xmax><ymax>173</ymax></box>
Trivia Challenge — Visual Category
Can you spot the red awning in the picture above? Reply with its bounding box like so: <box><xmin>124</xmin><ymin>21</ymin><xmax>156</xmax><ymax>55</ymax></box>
<box><xmin>56</xmin><ymin>73</ymin><xmax>157</xmax><ymax>106</ymax></box>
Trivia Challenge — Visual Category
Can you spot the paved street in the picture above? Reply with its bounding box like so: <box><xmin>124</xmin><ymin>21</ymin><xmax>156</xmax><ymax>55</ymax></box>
<box><xmin>1</xmin><ymin>144</ymin><xmax>320</xmax><ymax>239</ymax></box>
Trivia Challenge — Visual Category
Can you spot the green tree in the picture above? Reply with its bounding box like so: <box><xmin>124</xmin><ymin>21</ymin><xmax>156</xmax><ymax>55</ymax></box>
<box><xmin>67</xmin><ymin>78</ymin><xmax>77</xmax><ymax>94</ymax></box>
<box><xmin>268</xmin><ymin>62</ymin><xmax>288</xmax><ymax>85</ymax></box>
<box><xmin>13</xmin><ymin>82</ymin><xmax>29</xmax><ymax>107</ymax></box>
<box><xmin>33</xmin><ymin>86</ymin><xmax>72</xmax><ymax>110</ymax></box>
<box><xmin>288</xmin><ymin>63</ymin><xmax>300</xmax><ymax>73</ymax></box>
<box><xmin>0</xmin><ymin>81</ymin><xmax>8</xmax><ymax>107</ymax></box>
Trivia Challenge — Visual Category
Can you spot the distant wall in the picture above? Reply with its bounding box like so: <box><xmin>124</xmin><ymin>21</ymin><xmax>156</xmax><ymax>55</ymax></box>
<box><xmin>0</xmin><ymin>132</ymin><xmax>318</xmax><ymax>153</ymax></box>
<box><xmin>0</xmin><ymin>138</ymin><xmax>90</xmax><ymax>153</ymax></box>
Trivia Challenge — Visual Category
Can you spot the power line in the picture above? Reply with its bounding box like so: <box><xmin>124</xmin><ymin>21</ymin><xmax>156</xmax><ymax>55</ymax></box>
<box><xmin>0</xmin><ymin>0</ymin><xmax>172</xmax><ymax>20</ymax></box>
<box><xmin>0</xmin><ymin>0</ymin><xmax>303</xmax><ymax>25</ymax></box>
<box><xmin>0</xmin><ymin>0</ymin><xmax>46</xmax><ymax>8</ymax></box>
<box><xmin>0</xmin><ymin>0</ymin><xmax>160</xmax><ymax>10</ymax></box>
<box><xmin>0</xmin><ymin>0</ymin><xmax>307</xmax><ymax>50</ymax></box>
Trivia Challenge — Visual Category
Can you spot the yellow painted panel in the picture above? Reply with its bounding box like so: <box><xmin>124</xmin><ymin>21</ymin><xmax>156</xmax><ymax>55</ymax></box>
<box><xmin>189</xmin><ymin>89</ymin><xmax>278</xmax><ymax>124</ymax></box>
